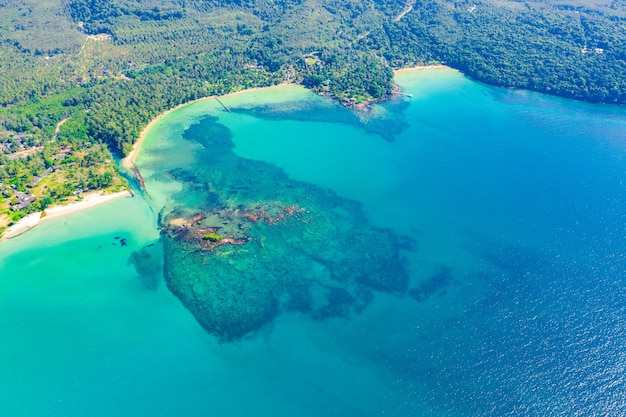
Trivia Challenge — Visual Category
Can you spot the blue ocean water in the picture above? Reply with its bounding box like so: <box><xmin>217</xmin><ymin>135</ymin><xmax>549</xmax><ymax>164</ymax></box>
<box><xmin>2</xmin><ymin>69</ymin><xmax>626</xmax><ymax>416</ymax></box>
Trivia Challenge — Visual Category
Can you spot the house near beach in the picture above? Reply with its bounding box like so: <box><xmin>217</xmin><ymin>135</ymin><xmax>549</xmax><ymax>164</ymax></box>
<box><xmin>11</xmin><ymin>191</ymin><xmax>35</xmax><ymax>211</ymax></box>
<box><xmin>28</xmin><ymin>167</ymin><xmax>54</xmax><ymax>188</ymax></box>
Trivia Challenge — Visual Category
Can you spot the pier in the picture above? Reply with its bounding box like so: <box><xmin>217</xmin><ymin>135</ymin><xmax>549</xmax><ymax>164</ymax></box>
<box><xmin>130</xmin><ymin>162</ymin><xmax>145</xmax><ymax>190</ymax></box>
<box><xmin>213</xmin><ymin>96</ymin><xmax>232</xmax><ymax>113</ymax></box>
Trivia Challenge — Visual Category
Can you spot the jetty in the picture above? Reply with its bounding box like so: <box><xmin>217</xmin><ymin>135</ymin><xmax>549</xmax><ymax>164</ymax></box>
<box><xmin>130</xmin><ymin>162</ymin><xmax>145</xmax><ymax>190</ymax></box>
<box><xmin>213</xmin><ymin>96</ymin><xmax>232</xmax><ymax>113</ymax></box>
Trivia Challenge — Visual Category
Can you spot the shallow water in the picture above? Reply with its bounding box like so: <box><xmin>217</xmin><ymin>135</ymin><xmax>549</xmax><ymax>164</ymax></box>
<box><xmin>2</xmin><ymin>69</ymin><xmax>626</xmax><ymax>416</ymax></box>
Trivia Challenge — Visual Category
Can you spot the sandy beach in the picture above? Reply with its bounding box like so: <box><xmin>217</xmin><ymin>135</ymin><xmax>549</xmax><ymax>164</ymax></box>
<box><xmin>121</xmin><ymin>83</ymin><xmax>291</xmax><ymax>170</ymax></box>
<box><xmin>394</xmin><ymin>64</ymin><xmax>450</xmax><ymax>74</ymax></box>
<box><xmin>1</xmin><ymin>191</ymin><xmax>132</xmax><ymax>240</ymax></box>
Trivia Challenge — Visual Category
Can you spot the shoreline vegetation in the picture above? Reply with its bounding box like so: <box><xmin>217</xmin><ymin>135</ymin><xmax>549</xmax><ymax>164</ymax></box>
<box><xmin>2</xmin><ymin>66</ymin><xmax>443</xmax><ymax>242</ymax></box>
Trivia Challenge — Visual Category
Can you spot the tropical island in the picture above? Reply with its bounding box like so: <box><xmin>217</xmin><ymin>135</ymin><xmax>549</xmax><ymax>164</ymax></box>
<box><xmin>1</xmin><ymin>0</ymin><xmax>625</xmax><ymax>236</ymax></box>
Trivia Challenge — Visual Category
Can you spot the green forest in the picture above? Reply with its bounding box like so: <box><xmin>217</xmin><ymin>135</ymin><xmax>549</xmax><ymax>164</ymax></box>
<box><xmin>1</xmin><ymin>0</ymin><xmax>625</xmax><ymax>232</ymax></box>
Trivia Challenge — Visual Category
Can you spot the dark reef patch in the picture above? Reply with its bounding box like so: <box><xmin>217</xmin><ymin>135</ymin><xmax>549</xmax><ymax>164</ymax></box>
<box><xmin>128</xmin><ymin>241</ymin><xmax>164</xmax><ymax>290</ymax></box>
<box><xmin>410</xmin><ymin>267</ymin><xmax>454</xmax><ymax>302</ymax></box>
<box><xmin>147</xmin><ymin>114</ymin><xmax>414</xmax><ymax>341</ymax></box>
<box><xmin>232</xmin><ymin>97</ymin><xmax>410</xmax><ymax>142</ymax></box>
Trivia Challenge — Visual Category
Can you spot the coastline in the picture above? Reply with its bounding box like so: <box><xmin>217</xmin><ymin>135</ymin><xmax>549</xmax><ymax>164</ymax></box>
<box><xmin>1</xmin><ymin>191</ymin><xmax>132</xmax><ymax>240</ymax></box>
<box><xmin>394</xmin><ymin>64</ymin><xmax>449</xmax><ymax>74</ymax></box>
<box><xmin>347</xmin><ymin>65</ymin><xmax>452</xmax><ymax>110</ymax></box>
<box><xmin>121</xmin><ymin>83</ymin><xmax>291</xmax><ymax>170</ymax></box>
<box><xmin>122</xmin><ymin>67</ymin><xmax>448</xmax><ymax>169</ymax></box>
<box><xmin>2</xmin><ymin>67</ymin><xmax>446</xmax><ymax>242</ymax></box>
<box><xmin>2</xmin><ymin>85</ymin><xmax>285</xmax><ymax>243</ymax></box>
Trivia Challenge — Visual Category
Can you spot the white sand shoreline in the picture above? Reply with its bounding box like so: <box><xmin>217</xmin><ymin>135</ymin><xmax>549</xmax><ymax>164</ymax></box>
<box><xmin>1</xmin><ymin>191</ymin><xmax>132</xmax><ymax>240</ymax></box>
<box><xmin>121</xmin><ymin>83</ymin><xmax>292</xmax><ymax>170</ymax></box>
<box><xmin>394</xmin><ymin>64</ymin><xmax>450</xmax><ymax>73</ymax></box>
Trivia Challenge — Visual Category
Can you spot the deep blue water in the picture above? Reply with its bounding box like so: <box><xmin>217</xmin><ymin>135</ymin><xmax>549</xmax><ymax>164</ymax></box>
<box><xmin>220</xmin><ymin>70</ymin><xmax>626</xmax><ymax>415</ymax></box>
<box><xmin>2</xmin><ymin>69</ymin><xmax>626</xmax><ymax>416</ymax></box>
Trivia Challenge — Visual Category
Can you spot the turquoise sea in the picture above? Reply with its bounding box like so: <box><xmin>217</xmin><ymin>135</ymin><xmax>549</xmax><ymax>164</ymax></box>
<box><xmin>2</xmin><ymin>68</ymin><xmax>626</xmax><ymax>416</ymax></box>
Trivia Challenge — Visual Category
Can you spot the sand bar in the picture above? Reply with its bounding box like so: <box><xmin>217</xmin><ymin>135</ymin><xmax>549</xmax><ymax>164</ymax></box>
<box><xmin>1</xmin><ymin>191</ymin><xmax>132</xmax><ymax>240</ymax></box>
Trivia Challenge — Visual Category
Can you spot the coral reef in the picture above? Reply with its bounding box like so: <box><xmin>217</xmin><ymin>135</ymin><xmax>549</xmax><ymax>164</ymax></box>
<box><xmin>148</xmin><ymin>114</ymin><xmax>414</xmax><ymax>341</ymax></box>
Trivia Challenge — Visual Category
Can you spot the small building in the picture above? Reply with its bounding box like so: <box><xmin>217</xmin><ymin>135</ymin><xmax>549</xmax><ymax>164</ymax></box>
<box><xmin>28</xmin><ymin>167</ymin><xmax>54</xmax><ymax>188</ymax></box>
<box><xmin>55</xmin><ymin>148</ymin><xmax>73</xmax><ymax>160</ymax></box>
<box><xmin>11</xmin><ymin>192</ymin><xmax>35</xmax><ymax>211</ymax></box>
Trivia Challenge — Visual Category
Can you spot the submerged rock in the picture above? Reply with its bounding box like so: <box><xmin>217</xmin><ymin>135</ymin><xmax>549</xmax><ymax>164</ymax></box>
<box><xmin>409</xmin><ymin>267</ymin><xmax>454</xmax><ymax>302</ymax></box>
<box><xmin>129</xmin><ymin>241</ymin><xmax>164</xmax><ymax>290</ymax></box>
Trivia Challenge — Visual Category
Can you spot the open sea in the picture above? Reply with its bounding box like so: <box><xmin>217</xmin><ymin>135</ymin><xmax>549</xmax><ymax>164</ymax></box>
<box><xmin>2</xmin><ymin>68</ymin><xmax>626</xmax><ymax>416</ymax></box>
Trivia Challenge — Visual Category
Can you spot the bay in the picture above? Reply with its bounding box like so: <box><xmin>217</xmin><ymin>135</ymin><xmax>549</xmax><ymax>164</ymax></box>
<box><xmin>2</xmin><ymin>68</ymin><xmax>626</xmax><ymax>416</ymax></box>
